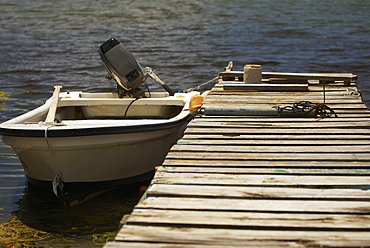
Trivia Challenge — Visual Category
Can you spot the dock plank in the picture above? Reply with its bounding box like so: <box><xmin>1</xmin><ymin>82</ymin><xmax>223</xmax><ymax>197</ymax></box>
<box><xmin>178</xmin><ymin>139</ymin><xmax>370</xmax><ymax>145</ymax></box>
<box><xmin>109</xmin><ymin>226</ymin><xmax>370</xmax><ymax>247</ymax></box>
<box><xmin>193</xmin><ymin>116</ymin><xmax>370</xmax><ymax>120</ymax></box>
<box><xmin>127</xmin><ymin>209</ymin><xmax>370</xmax><ymax>229</ymax></box>
<box><xmin>152</xmin><ymin>172</ymin><xmax>370</xmax><ymax>187</ymax></box>
<box><xmin>162</xmin><ymin>159</ymin><xmax>370</xmax><ymax>168</ymax></box>
<box><xmin>170</xmin><ymin>144</ymin><xmax>370</xmax><ymax>153</ymax></box>
<box><xmin>181</xmin><ymin>134</ymin><xmax>370</xmax><ymax>140</ymax></box>
<box><xmin>166</xmin><ymin>152</ymin><xmax>370</xmax><ymax>161</ymax></box>
<box><xmin>184</xmin><ymin>127</ymin><xmax>370</xmax><ymax>134</ymax></box>
<box><xmin>138</xmin><ymin>197</ymin><xmax>370</xmax><ymax>214</ymax></box>
<box><xmin>157</xmin><ymin>166</ymin><xmax>370</xmax><ymax>176</ymax></box>
<box><xmin>147</xmin><ymin>184</ymin><xmax>370</xmax><ymax>200</ymax></box>
<box><xmin>189</xmin><ymin>121</ymin><xmax>370</xmax><ymax>128</ymax></box>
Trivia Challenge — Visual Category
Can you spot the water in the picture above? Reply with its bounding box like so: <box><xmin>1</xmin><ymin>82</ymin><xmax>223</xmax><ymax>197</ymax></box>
<box><xmin>0</xmin><ymin>0</ymin><xmax>369</xmax><ymax>246</ymax></box>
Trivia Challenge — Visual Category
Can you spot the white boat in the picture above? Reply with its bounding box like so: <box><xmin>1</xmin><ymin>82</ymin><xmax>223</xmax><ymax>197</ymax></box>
<box><xmin>0</xmin><ymin>38</ymin><xmax>204</xmax><ymax>205</ymax></box>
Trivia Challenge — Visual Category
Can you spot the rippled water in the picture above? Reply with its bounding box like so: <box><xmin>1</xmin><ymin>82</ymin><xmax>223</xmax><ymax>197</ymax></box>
<box><xmin>1</xmin><ymin>0</ymin><xmax>369</xmax><ymax>246</ymax></box>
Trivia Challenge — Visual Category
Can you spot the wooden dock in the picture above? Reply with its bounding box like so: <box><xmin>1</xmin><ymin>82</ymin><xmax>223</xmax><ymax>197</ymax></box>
<box><xmin>106</xmin><ymin>69</ymin><xmax>370</xmax><ymax>247</ymax></box>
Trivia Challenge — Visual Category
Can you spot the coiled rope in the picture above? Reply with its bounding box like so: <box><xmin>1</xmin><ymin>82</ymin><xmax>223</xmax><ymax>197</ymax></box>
<box><xmin>275</xmin><ymin>101</ymin><xmax>338</xmax><ymax>118</ymax></box>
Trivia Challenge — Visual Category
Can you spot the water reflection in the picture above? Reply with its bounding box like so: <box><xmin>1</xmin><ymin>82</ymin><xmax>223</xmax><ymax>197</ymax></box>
<box><xmin>2</xmin><ymin>180</ymin><xmax>149</xmax><ymax>247</ymax></box>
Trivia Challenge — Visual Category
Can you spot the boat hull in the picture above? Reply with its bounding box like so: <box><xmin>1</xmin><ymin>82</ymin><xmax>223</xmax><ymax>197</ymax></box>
<box><xmin>3</xmin><ymin>122</ymin><xmax>186</xmax><ymax>182</ymax></box>
<box><xmin>2</xmin><ymin>117</ymin><xmax>191</xmax><ymax>205</ymax></box>
<box><xmin>2</xmin><ymin>122</ymin><xmax>188</xmax><ymax>182</ymax></box>
<box><xmin>0</xmin><ymin>90</ymin><xmax>202</xmax><ymax>204</ymax></box>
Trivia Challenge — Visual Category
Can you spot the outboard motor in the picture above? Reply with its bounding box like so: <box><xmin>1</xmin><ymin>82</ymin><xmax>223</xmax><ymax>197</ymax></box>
<box><xmin>99</xmin><ymin>38</ymin><xmax>174</xmax><ymax>98</ymax></box>
<box><xmin>99</xmin><ymin>38</ymin><xmax>145</xmax><ymax>97</ymax></box>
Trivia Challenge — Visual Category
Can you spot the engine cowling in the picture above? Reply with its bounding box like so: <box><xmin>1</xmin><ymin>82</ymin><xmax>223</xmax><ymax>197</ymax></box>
<box><xmin>99</xmin><ymin>38</ymin><xmax>144</xmax><ymax>91</ymax></box>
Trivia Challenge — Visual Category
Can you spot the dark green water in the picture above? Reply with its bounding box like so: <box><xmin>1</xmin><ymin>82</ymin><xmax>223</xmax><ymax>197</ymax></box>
<box><xmin>1</xmin><ymin>0</ymin><xmax>369</xmax><ymax>246</ymax></box>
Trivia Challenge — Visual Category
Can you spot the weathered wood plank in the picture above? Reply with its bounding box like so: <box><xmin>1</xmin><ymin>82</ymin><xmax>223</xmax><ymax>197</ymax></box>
<box><xmin>222</xmin><ymin>84</ymin><xmax>309</xmax><ymax>92</ymax></box>
<box><xmin>178</xmin><ymin>139</ymin><xmax>370</xmax><ymax>146</ymax></box>
<box><xmin>191</xmin><ymin>117</ymin><xmax>370</xmax><ymax>122</ymax></box>
<box><xmin>217</xmin><ymin>79</ymin><xmax>357</xmax><ymax>84</ymax></box>
<box><xmin>201</xmin><ymin>106</ymin><xmax>369</xmax><ymax>117</ymax></box>
<box><xmin>204</xmin><ymin>101</ymin><xmax>365</xmax><ymax>107</ymax></box>
<box><xmin>162</xmin><ymin>159</ymin><xmax>370</xmax><ymax>168</ymax></box>
<box><xmin>127</xmin><ymin>209</ymin><xmax>370</xmax><ymax>230</ymax></box>
<box><xmin>313</xmin><ymin>113</ymin><xmax>370</xmax><ymax>117</ymax></box>
<box><xmin>208</xmin><ymin>90</ymin><xmax>359</xmax><ymax>96</ymax></box>
<box><xmin>204</xmin><ymin>114</ymin><xmax>370</xmax><ymax>118</ymax></box>
<box><xmin>204</xmin><ymin>93</ymin><xmax>362</xmax><ymax>100</ymax></box>
<box><xmin>206</xmin><ymin>92</ymin><xmax>362</xmax><ymax>97</ymax></box>
<box><xmin>210</xmin><ymin>85</ymin><xmax>360</xmax><ymax>93</ymax></box>
<box><xmin>106</xmin><ymin>242</ymin><xmax>301</xmax><ymax>248</ymax></box>
<box><xmin>192</xmin><ymin>116</ymin><xmax>370</xmax><ymax>121</ymax></box>
<box><xmin>203</xmin><ymin>101</ymin><xmax>363</xmax><ymax>107</ymax></box>
<box><xmin>215</xmin><ymin>82</ymin><xmax>358</xmax><ymax>88</ymax></box>
<box><xmin>204</xmin><ymin>96</ymin><xmax>363</xmax><ymax>102</ymax></box>
<box><xmin>112</xmin><ymin>226</ymin><xmax>370</xmax><ymax>247</ymax></box>
<box><xmin>262</xmin><ymin>72</ymin><xmax>356</xmax><ymax>80</ymax></box>
<box><xmin>181</xmin><ymin>134</ymin><xmax>370</xmax><ymax>140</ymax></box>
<box><xmin>219</xmin><ymin>71</ymin><xmax>356</xmax><ymax>81</ymax></box>
<box><xmin>170</xmin><ymin>144</ymin><xmax>370</xmax><ymax>153</ymax></box>
<box><xmin>203</xmin><ymin>103</ymin><xmax>369</xmax><ymax>110</ymax></box>
<box><xmin>157</xmin><ymin>166</ymin><xmax>370</xmax><ymax>176</ymax></box>
<box><xmin>184</xmin><ymin>127</ymin><xmax>370</xmax><ymax>134</ymax></box>
<box><xmin>138</xmin><ymin>197</ymin><xmax>370</xmax><ymax>213</ymax></box>
<box><xmin>106</xmin><ymin>243</ymin><xmax>302</xmax><ymax>248</ymax></box>
<box><xmin>147</xmin><ymin>184</ymin><xmax>370</xmax><ymax>200</ymax></box>
<box><xmin>188</xmin><ymin>121</ymin><xmax>370</xmax><ymax>128</ymax></box>
<box><xmin>166</xmin><ymin>152</ymin><xmax>370</xmax><ymax>161</ymax></box>
<box><xmin>152</xmin><ymin>172</ymin><xmax>370</xmax><ymax>187</ymax></box>
<box><xmin>204</xmin><ymin>95</ymin><xmax>365</xmax><ymax>103</ymax></box>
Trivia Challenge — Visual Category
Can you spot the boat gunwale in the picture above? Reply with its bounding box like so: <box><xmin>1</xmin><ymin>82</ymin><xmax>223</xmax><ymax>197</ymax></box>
<box><xmin>0</xmin><ymin>113</ymin><xmax>194</xmax><ymax>138</ymax></box>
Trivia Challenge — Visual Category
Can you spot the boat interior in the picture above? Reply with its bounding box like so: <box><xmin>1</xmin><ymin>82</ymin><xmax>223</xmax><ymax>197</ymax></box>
<box><xmin>56</xmin><ymin>92</ymin><xmax>185</xmax><ymax>121</ymax></box>
<box><xmin>8</xmin><ymin>91</ymin><xmax>188</xmax><ymax>125</ymax></box>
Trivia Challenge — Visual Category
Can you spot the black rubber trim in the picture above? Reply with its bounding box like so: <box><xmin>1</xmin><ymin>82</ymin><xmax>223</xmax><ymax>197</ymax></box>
<box><xmin>99</xmin><ymin>37</ymin><xmax>120</xmax><ymax>54</ymax></box>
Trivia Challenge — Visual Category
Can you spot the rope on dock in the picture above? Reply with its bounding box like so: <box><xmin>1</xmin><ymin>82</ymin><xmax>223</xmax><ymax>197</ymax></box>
<box><xmin>275</xmin><ymin>101</ymin><xmax>338</xmax><ymax>118</ymax></box>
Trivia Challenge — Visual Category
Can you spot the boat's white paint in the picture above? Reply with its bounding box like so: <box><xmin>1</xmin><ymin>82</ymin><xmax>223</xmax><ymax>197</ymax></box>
<box><xmin>3</xmin><ymin>126</ymin><xmax>184</xmax><ymax>182</ymax></box>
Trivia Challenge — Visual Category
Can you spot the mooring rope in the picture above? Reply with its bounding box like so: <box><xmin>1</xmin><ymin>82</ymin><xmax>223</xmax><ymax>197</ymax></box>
<box><xmin>186</xmin><ymin>76</ymin><xmax>220</xmax><ymax>92</ymax></box>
